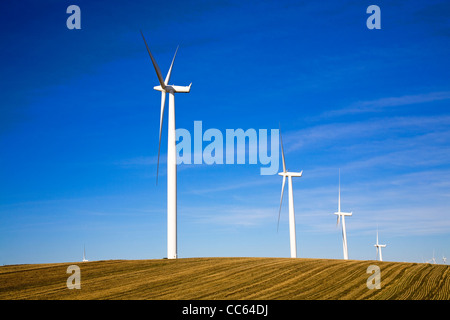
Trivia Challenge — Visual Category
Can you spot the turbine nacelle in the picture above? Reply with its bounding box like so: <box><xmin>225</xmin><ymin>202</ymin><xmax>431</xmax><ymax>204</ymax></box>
<box><xmin>334</xmin><ymin>211</ymin><xmax>353</xmax><ymax>217</ymax></box>
<box><xmin>334</xmin><ymin>211</ymin><xmax>352</xmax><ymax>229</ymax></box>
<box><xmin>278</xmin><ymin>171</ymin><xmax>303</xmax><ymax>177</ymax></box>
<box><xmin>154</xmin><ymin>84</ymin><xmax>192</xmax><ymax>93</ymax></box>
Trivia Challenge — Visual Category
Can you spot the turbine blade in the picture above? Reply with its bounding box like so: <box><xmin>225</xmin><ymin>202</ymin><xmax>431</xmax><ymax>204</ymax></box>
<box><xmin>336</xmin><ymin>214</ymin><xmax>340</xmax><ymax>227</ymax></box>
<box><xmin>277</xmin><ymin>175</ymin><xmax>286</xmax><ymax>232</ymax></box>
<box><xmin>338</xmin><ymin>169</ymin><xmax>341</xmax><ymax>213</ymax></box>
<box><xmin>279</xmin><ymin>125</ymin><xmax>286</xmax><ymax>172</ymax></box>
<box><xmin>164</xmin><ymin>46</ymin><xmax>179</xmax><ymax>85</ymax></box>
<box><xmin>156</xmin><ymin>92</ymin><xmax>166</xmax><ymax>185</ymax></box>
<box><xmin>140</xmin><ymin>30</ymin><xmax>166</xmax><ymax>89</ymax></box>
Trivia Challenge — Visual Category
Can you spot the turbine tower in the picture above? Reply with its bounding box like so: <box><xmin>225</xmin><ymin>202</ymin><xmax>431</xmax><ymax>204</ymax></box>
<box><xmin>334</xmin><ymin>169</ymin><xmax>352</xmax><ymax>260</ymax></box>
<box><xmin>141</xmin><ymin>31</ymin><xmax>191</xmax><ymax>259</ymax></box>
<box><xmin>277</xmin><ymin>128</ymin><xmax>303</xmax><ymax>258</ymax></box>
<box><xmin>374</xmin><ymin>229</ymin><xmax>386</xmax><ymax>261</ymax></box>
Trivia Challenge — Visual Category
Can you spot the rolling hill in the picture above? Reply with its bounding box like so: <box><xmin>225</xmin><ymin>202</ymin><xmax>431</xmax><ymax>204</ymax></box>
<box><xmin>0</xmin><ymin>257</ymin><xmax>449</xmax><ymax>300</ymax></box>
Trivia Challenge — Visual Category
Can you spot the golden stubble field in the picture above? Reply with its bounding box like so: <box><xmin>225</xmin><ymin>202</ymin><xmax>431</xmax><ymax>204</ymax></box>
<box><xmin>0</xmin><ymin>257</ymin><xmax>449</xmax><ymax>300</ymax></box>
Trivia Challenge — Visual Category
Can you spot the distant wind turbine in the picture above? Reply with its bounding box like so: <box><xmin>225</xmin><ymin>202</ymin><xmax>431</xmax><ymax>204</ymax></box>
<box><xmin>82</xmin><ymin>245</ymin><xmax>88</xmax><ymax>262</ymax></box>
<box><xmin>277</xmin><ymin>127</ymin><xmax>303</xmax><ymax>258</ymax></box>
<box><xmin>334</xmin><ymin>169</ymin><xmax>352</xmax><ymax>260</ymax></box>
<box><xmin>374</xmin><ymin>228</ymin><xmax>386</xmax><ymax>261</ymax></box>
<box><xmin>427</xmin><ymin>250</ymin><xmax>437</xmax><ymax>264</ymax></box>
<box><xmin>443</xmin><ymin>255</ymin><xmax>447</xmax><ymax>264</ymax></box>
<box><xmin>141</xmin><ymin>31</ymin><xmax>191</xmax><ymax>260</ymax></box>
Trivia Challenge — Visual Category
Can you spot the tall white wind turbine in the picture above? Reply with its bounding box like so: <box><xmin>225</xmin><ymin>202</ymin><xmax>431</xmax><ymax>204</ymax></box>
<box><xmin>374</xmin><ymin>229</ymin><xmax>386</xmax><ymax>261</ymax></box>
<box><xmin>334</xmin><ymin>170</ymin><xmax>352</xmax><ymax>260</ymax></box>
<box><xmin>277</xmin><ymin>128</ymin><xmax>303</xmax><ymax>258</ymax></box>
<box><xmin>141</xmin><ymin>31</ymin><xmax>191</xmax><ymax>260</ymax></box>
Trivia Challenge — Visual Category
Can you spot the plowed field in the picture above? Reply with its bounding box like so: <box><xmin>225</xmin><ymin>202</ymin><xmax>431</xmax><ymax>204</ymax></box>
<box><xmin>1</xmin><ymin>257</ymin><xmax>448</xmax><ymax>300</ymax></box>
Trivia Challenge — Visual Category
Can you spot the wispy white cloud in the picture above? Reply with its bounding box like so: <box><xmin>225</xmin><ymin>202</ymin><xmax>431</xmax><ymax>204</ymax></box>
<box><xmin>113</xmin><ymin>112</ymin><xmax>450</xmax><ymax>240</ymax></box>
<box><xmin>322</xmin><ymin>91</ymin><xmax>450</xmax><ymax>117</ymax></box>
<box><xmin>183</xmin><ymin>205</ymin><xmax>275</xmax><ymax>227</ymax></box>
<box><xmin>285</xmin><ymin>115</ymin><xmax>450</xmax><ymax>156</ymax></box>
<box><xmin>184</xmin><ymin>177</ymin><xmax>274</xmax><ymax>195</ymax></box>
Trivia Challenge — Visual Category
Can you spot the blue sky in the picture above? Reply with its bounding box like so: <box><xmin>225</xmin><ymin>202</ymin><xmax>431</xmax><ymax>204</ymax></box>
<box><xmin>1</xmin><ymin>0</ymin><xmax>450</xmax><ymax>265</ymax></box>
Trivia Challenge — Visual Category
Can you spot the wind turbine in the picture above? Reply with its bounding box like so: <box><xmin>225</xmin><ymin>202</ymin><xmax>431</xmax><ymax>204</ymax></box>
<box><xmin>427</xmin><ymin>250</ymin><xmax>437</xmax><ymax>264</ymax></box>
<box><xmin>82</xmin><ymin>245</ymin><xmax>88</xmax><ymax>262</ymax></box>
<box><xmin>443</xmin><ymin>255</ymin><xmax>447</xmax><ymax>264</ymax></box>
<box><xmin>277</xmin><ymin>128</ymin><xmax>303</xmax><ymax>258</ymax></box>
<box><xmin>374</xmin><ymin>228</ymin><xmax>386</xmax><ymax>261</ymax></box>
<box><xmin>141</xmin><ymin>31</ymin><xmax>191</xmax><ymax>260</ymax></box>
<box><xmin>334</xmin><ymin>169</ymin><xmax>352</xmax><ymax>260</ymax></box>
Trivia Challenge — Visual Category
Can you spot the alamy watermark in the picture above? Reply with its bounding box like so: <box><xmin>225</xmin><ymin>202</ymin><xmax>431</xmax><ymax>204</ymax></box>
<box><xmin>366</xmin><ymin>265</ymin><xmax>381</xmax><ymax>289</ymax></box>
<box><xmin>175</xmin><ymin>121</ymin><xmax>280</xmax><ymax>175</ymax></box>
<box><xmin>66</xmin><ymin>265</ymin><xmax>81</xmax><ymax>289</ymax></box>
<box><xmin>66</xmin><ymin>5</ymin><xmax>81</xmax><ymax>30</ymax></box>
